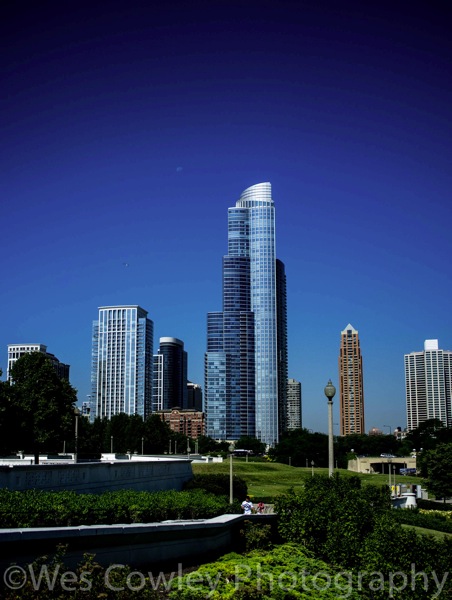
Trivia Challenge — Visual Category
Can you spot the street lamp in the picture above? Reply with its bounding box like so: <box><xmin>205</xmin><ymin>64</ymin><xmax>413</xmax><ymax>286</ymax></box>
<box><xmin>74</xmin><ymin>407</ymin><xmax>80</xmax><ymax>464</ymax></box>
<box><xmin>311</xmin><ymin>460</ymin><xmax>314</xmax><ymax>477</ymax></box>
<box><xmin>141</xmin><ymin>437</ymin><xmax>144</xmax><ymax>455</ymax></box>
<box><xmin>229</xmin><ymin>443</ymin><xmax>235</xmax><ymax>504</ymax></box>
<box><xmin>111</xmin><ymin>435</ymin><xmax>113</xmax><ymax>453</ymax></box>
<box><xmin>384</xmin><ymin>425</ymin><xmax>392</xmax><ymax>435</ymax></box>
<box><xmin>324</xmin><ymin>379</ymin><xmax>336</xmax><ymax>477</ymax></box>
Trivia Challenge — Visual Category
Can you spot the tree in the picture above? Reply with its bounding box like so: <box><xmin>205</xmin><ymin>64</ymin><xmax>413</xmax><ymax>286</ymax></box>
<box><xmin>235</xmin><ymin>435</ymin><xmax>266</xmax><ymax>455</ymax></box>
<box><xmin>269</xmin><ymin>428</ymin><xmax>329</xmax><ymax>467</ymax></box>
<box><xmin>143</xmin><ymin>414</ymin><xmax>171</xmax><ymax>453</ymax></box>
<box><xmin>401</xmin><ymin>419</ymin><xmax>452</xmax><ymax>455</ymax></box>
<box><xmin>8</xmin><ymin>352</ymin><xmax>78</xmax><ymax>463</ymax></box>
<box><xmin>418</xmin><ymin>443</ymin><xmax>452</xmax><ymax>501</ymax></box>
<box><xmin>0</xmin><ymin>370</ymin><xmax>15</xmax><ymax>456</ymax></box>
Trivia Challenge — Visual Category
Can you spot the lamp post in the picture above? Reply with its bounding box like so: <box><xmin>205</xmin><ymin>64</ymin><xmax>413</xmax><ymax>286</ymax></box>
<box><xmin>229</xmin><ymin>443</ymin><xmax>234</xmax><ymax>504</ymax></box>
<box><xmin>141</xmin><ymin>437</ymin><xmax>144</xmax><ymax>455</ymax></box>
<box><xmin>311</xmin><ymin>460</ymin><xmax>314</xmax><ymax>477</ymax></box>
<box><xmin>74</xmin><ymin>407</ymin><xmax>80</xmax><ymax>463</ymax></box>
<box><xmin>324</xmin><ymin>379</ymin><xmax>336</xmax><ymax>477</ymax></box>
<box><xmin>110</xmin><ymin>436</ymin><xmax>113</xmax><ymax>453</ymax></box>
<box><xmin>384</xmin><ymin>425</ymin><xmax>392</xmax><ymax>435</ymax></box>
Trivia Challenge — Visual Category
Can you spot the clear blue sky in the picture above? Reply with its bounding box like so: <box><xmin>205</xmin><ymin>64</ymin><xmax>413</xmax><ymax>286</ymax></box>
<box><xmin>2</xmin><ymin>0</ymin><xmax>451</xmax><ymax>435</ymax></box>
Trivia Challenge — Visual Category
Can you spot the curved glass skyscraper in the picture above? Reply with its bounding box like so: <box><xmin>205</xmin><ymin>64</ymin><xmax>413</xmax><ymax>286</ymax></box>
<box><xmin>206</xmin><ymin>182</ymin><xmax>286</xmax><ymax>446</ymax></box>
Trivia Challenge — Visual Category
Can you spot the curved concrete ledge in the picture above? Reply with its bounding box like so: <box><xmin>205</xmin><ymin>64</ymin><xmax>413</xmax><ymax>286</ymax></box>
<box><xmin>0</xmin><ymin>514</ymin><xmax>277</xmax><ymax>571</ymax></box>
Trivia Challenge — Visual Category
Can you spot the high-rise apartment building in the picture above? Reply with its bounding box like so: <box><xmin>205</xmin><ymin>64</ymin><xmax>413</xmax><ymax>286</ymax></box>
<box><xmin>187</xmin><ymin>381</ymin><xmax>203</xmax><ymax>412</ymax></box>
<box><xmin>276</xmin><ymin>259</ymin><xmax>288</xmax><ymax>436</ymax></box>
<box><xmin>152</xmin><ymin>337</ymin><xmax>187</xmax><ymax>411</ymax></box>
<box><xmin>205</xmin><ymin>182</ymin><xmax>287</xmax><ymax>446</ymax></box>
<box><xmin>405</xmin><ymin>339</ymin><xmax>452</xmax><ymax>431</ymax></box>
<box><xmin>7</xmin><ymin>344</ymin><xmax>70</xmax><ymax>381</ymax></box>
<box><xmin>338</xmin><ymin>324</ymin><xmax>365</xmax><ymax>435</ymax></box>
<box><xmin>287</xmin><ymin>378</ymin><xmax>302</xmax><ymax>430</ymax></box>
<box><xmin>91</xmin><ymin>306</ymin><xmax>153</xmax><ymax>420</ymax></box>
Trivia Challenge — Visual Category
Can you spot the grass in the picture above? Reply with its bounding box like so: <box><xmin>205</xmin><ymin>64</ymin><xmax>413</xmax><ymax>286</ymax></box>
<box><xmin>192</xmin><ymin>458</ymin><xmax>400</xmax><ymax>501</ymax></box>
<box><xmin>401</xmin><ymin>524</ymin><xmax>452</xmax><ymax>540</ymax></box>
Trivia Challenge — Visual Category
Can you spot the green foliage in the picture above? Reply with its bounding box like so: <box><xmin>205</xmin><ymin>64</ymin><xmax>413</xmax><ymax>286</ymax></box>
<box><xmin>195</xmin><ymin>435</ymin><xmax>230</xmax><ymax>454</ymax></box>
<box><xmin>7</xmin><ymin>352</ymin><xmax>78</xmax><ymax>459</ymax></box>
<box><xmin>418</xmin><ymin>443</ymin><xmax>452</xmax><ymax>500</ymax></box>
<box><xmin>0</xmin><ymin>488</ymin><xmax>239</xmax><ymax>528</ymax></box>
<box><xmin>402</xmin><ymin>420</ymin><xmax>452</xmax><ymax>456</ymax></box>
<box><xmin>269</xmin><ymin>427</ymin><xmax>330</xmax><ymax>467</ymax></box>
<box><xmin>274</xmin><ymin>473</ymin><xmax>391</xmax><ymax>568</ymax></box>
<box><xmin>0</xmin><ymin>545</ymin><xmax>160</xmax><ymax>599</ymax></box>
<box><xmin>417</xmin><ymin>498</ymin><xmax>452</xmax><ymax>511</ymax></box>
<box><xmin>358</xmin><ymin>514</ymin><xmax>452</xmax><ymax>599</ymax></box>
<box><xmin>170</xmin><ymin>543</ymin><xmax>363</xmax><ymax>599</ymax></box>
<box><xmin>391</xmin><ymin>507</ymin><xmax>452</xmax><ymax>534</ymax></box>
<box><xmin>183</xmin><ymin>473</ymin><xmax>247</xmax><ymax>501</ymax></box>
<box><xmin>235</xmin><ymin>436</ymin><xmax>266</xmax><ymax>455</ymax></box>
<box><xmin>239</xmin><ymin>520</ymin><xmax>272</xmax><ymax>553</ymax></box>
<box><xmin>270</xmin><ymin>428</ymin><xmax>404</xmax><ymax>469</ymax></box>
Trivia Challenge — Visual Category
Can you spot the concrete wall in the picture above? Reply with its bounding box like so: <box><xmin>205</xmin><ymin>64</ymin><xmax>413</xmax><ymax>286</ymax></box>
<box><xmin>0</xmin><ymin>514</ymin><xmax>277</xmax><ymax>571</ymax></box>
<box><xmin>0</xmin><ymin>458</ymin><xmax>192</xmax><ymax>494</ymax></box>
<box><xmin>348</xmin><ymin>456</ymin><xmax>416</xmax><ymax>474</ymax></box>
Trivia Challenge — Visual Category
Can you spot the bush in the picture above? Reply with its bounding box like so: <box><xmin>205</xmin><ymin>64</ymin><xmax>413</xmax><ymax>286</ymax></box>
<box><xmin>358</xmin><ymin>514</ymin><xmax>452</xmax><ymax>599</ymax></box>
<box><xmin>183</xmin><ymin>473</ymin><xmax>247</xmax><ymax>501</ymax></box>
<box><xmin>274</xmin><ymin>473</ymin><xmax>390</xmax><ymax>568</ymax></box>
<box><xmin>170</xmin><ymin>543</ymin><xmax>363</xmax><ymax>599</ymax></box>
<box><xmin>239</xmin><ymin>520</ymin><xmax>272</xmax><ymax>553</ymax></box>
<box><xmin>0</xmin><ymin>545</ymin><xmax>161</xmax><ymax>599</ymax></box>
<box><xmin>0</xmin><ymin>488</ymin><xmax>239</xmax><ymax>528</ymax></box>
<box><xmin>391</xmin><ymin>507</ymin><xmax>452</xmax><ymax>535</ymax></box>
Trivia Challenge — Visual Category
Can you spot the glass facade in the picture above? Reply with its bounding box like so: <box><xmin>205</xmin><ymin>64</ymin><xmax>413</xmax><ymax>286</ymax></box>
<box><xmin>152</xmin><ymin>337</ymin><xmax>188</xmax><ymax>411</ymax></box>
<box><xmin>206</xmin><ymin>182</ymin><xmax>284</xmax><ymax>446</ymax></box>
<box><xmin>91</xmin><ymin>306</ymin><xmax>153</xmax><ymax>420</ymax></box>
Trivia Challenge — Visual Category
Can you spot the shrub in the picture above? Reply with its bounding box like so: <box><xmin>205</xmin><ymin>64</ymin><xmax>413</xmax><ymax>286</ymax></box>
<box><xmin>391</xmin><ymin>507</ymin><xmax>452</xmax><ymax>535</ymax></box>
<box><xmin>0</xmin><ymin>488</ymin><xmax>239</xmax><ymax>528</ymax></box>
<box><xmin>239</xmin><ymin>520</ymin><xmax>272</xmax><ymax>552</ymax></box>
<box><xmin>169</xmin><ymin>543</ymin><xmax>363</xmax><ymax>599</ymax></box>
<box><xmin>0</xmin><ymin>545</ymin><xmax>160</xmax><ymax>599</ymax></box>
<box><xmin>183</xmin><ymin>473</ymin><xmax>247</xmax><ymax>501</ymax></box>
<box><xmin>358</xmin><ymin>514</ymin><xmax>452</xmax><ymax>599</ymax></box>
<box><xmin>274</xmin><ymin>473</ymin><xmax>390</xmax><ymax>568</ymax></box>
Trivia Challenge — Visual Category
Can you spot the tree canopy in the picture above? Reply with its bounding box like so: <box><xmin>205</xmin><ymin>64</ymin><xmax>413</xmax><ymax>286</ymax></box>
<box><xmin>418</xmin><ymin>442</ymin><xmax>452</xmax><ymax>500</ymax></box>
<box><xmin>8</xmin><ymin>352</ymin><xmax>78</xmax><ymax>461</ymax></box>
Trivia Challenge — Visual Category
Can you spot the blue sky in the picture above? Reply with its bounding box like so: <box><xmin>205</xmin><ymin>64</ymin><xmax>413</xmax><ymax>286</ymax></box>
<box><xmin>2</xmin><ymin>0</ymin><xmax>451</xmax><ymax>434</ymax></box>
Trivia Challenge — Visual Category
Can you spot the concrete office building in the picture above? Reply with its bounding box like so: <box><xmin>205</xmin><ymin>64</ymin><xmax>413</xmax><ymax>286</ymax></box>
<box><xmin>7</xmin><ymin>344</ymin><xmax>70</xmax><ymax>381</ymax></box>
<box><xmin>339</xmin><ymin>324</ymin><xmax>365</xmax><ymax>435</ymax></box>
<box><xmin>405</xmin><ymin>339</ymin><xmax>452</xmax><ymax>431</ymax></box>
<box><xmin>91</xmin><ymin>306</ymin><xmax>153</xmax><ymax>419</ymax></box>
<box><xmin>205</xmin><ymin>182</ymin><xmax>287</xmax><ymax>446</ymax></box>
<box><xmin>153</xmin><ymin>337</ymin><xmax>187</xmax><ymax>411</ymax></box>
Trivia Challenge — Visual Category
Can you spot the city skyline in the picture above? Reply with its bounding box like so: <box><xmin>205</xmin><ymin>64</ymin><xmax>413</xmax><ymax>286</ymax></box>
<box><xmin>2</xmin><ymin>1</ymin><xmax>452</xmax><ymax>434</ymax></box>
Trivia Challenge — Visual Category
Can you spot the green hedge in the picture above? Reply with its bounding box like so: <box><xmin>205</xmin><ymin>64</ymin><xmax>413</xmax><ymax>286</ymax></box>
<box><xmin>183</xmin><ymin>473</ymin><xmax>247</xmax><ymax>500</ymax></box>
<box><xmin>417</xmin><ymin>498</ymin><xmax>452</xmax><ymax>511</ymax></box>
<box><xmin>0</xmin><ymin>488</ymin><xmax>240</xmax><ymax>528</ymax></box>
<box><xmin>391</xmin><ymin>507</ymin><xmax>452</xmax><ymax>534</ymax></box>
